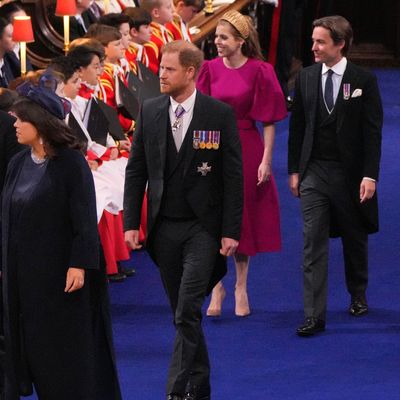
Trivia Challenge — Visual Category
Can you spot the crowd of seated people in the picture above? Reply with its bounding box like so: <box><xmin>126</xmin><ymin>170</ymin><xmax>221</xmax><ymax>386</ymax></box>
<box><xmin>0</xmin><ymin>0</ymin><xmax>201</xmax><ymax>284</ymax></box>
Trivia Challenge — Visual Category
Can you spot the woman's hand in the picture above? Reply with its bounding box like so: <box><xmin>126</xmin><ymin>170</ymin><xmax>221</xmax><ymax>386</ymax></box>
<box><xmin>257</xmin><ymin>162</ymin><xmax>272</xmax><ymax>186</ymax></box>
<box><xmin>64</xmin><ymin>267</ymin><xmax>85</xmax><ymax>293</ymax></box>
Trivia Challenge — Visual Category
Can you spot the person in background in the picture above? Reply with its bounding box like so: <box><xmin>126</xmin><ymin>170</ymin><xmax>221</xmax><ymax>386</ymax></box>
<box><xmin>197</xmin><ymin>10</ymin><xmax>287</xmax><ymax>317</ymax></box>
<box><xmin>1</xmin><ymin>75</ymin><xmax>121</xmax><ymax>399</ymax></box>
<box><xmin>86</xmin><ymin>24</ymin><xmax>136</xmax><ymax>134</ymax></box>
<box><xmin>140</xmin><ymin>0</ymin><xmax>174</xmax><ymax>74</ymax></box>
<box><xmin>66</xmin><ymin>43</ymin><xmax>136</xmax><ymax>282</ymax></box>
<box><xmin>123</xmin><ymin>7</ymin><xmax>152</xmax><ymax>68</ymax></box>
<box><xmin>0</xmin><ymin>17</ymin><xmax>14</xmax><ymax>87</ymax></box>
<box><xmin>99</xmin><ymin>13</ymin><xmax>137</xmax><ymax>75</ymax></box>
<box><xmin>288</xmin><ymin>15</ymin><xmax>383</xmax><ymax>336</ymax></box>
<box><xmin>166</xmin><ymin>0</ymin><xmax>201</xmax><ymax>42</ymax></box>
<box><xmin>0</xmin><ymin>87</ymin><xmax>17</xmax><ymax>111</ymax></box>
<box><xmin>51</xmin><ymin>0</ymin><xmax>98</xmax><ymax>41</ymax></box>
<box><xmin>0</xmin><ymin>0</ymin><xmax>33</xmax><ymax>77</ymax></box>
<box><xmin>95</xmin><ymin>0</ymin><xmax>138</xmax><ymax>14</ymax></box>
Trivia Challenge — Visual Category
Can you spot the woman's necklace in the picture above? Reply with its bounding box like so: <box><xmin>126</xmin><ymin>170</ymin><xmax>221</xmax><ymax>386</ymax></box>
<box><xmin>30</xmin><ymin>149</ymin><xmax>47</xmax><ymax>165</ymax></box>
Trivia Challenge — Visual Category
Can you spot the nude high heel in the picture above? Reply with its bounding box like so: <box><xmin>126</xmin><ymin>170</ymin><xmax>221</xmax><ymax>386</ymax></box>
<box><xmin>206</xmin><ymin>284</ymin><xmax>226</xmax><ymax>317</ymax></box>
<box><xmin>235</xmin><ymin>288</ymin><xmax>251</xmax><ymax>317</ymax></box>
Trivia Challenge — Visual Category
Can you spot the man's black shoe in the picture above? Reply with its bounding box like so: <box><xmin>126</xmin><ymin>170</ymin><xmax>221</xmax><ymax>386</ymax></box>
<box><xmin>167</xmin><ymin>395</ymin><xmax>183</xmax><ymax>400</ymax></box>
<box><xmin>107</xmin><ymin>272</ymin><xmax>126</xmax><ymax>282</ymax></box>
<box><xmin>349</xmin><ymin>297</ymin><xmax>368</xmax><ymax>316</ymax></box>
<box><xmin>296</xmin><ymin>317</ymin><xmax>325</xmax><ymax>337</ymax></box>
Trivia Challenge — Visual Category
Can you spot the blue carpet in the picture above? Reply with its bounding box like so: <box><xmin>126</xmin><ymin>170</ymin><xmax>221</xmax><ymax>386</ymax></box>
<box><xmin>27</xmin><ymin>69</ymin><xmax>400</xmax><ymax>399</ymax></box>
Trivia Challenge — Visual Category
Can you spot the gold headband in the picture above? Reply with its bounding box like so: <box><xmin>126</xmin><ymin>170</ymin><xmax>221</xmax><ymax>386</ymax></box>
<box><xmin>220</xmin><ymin>10</ymin><xmax>250</xmax><ymax>39</ymax></box>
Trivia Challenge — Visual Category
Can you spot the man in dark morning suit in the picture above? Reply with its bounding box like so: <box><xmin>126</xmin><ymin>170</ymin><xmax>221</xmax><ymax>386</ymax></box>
<box><xmin>0</xmin><ymin>110</ymin><xmax>22</xmax><ymax>400</ymax></box>
<box><xmin>50</xmin><ymin>1</ymin><xmax>98</xmax><ymax>42</ymax></box>
<box><xmin>288</xmin><ymin>16</ymin><xmax>383</xmax><ymax>336</ymax></box>
<box><xmin>124</xmin><ymin>41</ymin><xmax>243</xmax><ymax>400</ymax></box>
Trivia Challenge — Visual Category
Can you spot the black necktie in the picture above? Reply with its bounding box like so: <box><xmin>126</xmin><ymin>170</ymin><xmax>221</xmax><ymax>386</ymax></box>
<box><xmin>324</xmin><ymin>69</ymin><xmax>334</xmax><ymax>112</ymax></box>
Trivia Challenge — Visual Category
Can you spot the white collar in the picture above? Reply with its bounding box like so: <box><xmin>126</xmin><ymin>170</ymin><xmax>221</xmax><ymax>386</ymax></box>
<box><xmin>170</xmin><ymin>89</ymin><xmax>197</xmax><ymax>114</ymax></box>
<box><xmin>322</xmin><ymin>57</ymin><xmax>347</xmax><ymax>76</ymax></box>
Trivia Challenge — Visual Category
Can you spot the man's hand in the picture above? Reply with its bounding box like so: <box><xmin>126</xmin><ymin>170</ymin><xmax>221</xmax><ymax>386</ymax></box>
<box><xmin>65</xmin><ymin>267</ymin><xmax>85</xmax><ymax>293</ymax></box>
<box><xmin>125</xmin><ymin>230</ymin><xmax>142</xmax><ymax>250</ymax></box>
<box><xmin>289</xmin><ymin>173</ymin><xmax>300</xmax><ymax>197</ymax></box>
<box><xmin>220</xmin><ymin>237</ymin><xmax>239</xmax><ymax>257</ymax></box>
<box><xmin>360</xmin><ymin>179</ymin><xmax>376</xmax><ymax>203</ymax></box>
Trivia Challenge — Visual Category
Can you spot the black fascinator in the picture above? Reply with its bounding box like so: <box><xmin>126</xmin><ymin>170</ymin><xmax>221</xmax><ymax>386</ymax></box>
<box><xmin>16</xmin><ymin>73</ymin><xmax>71</xmax><ymax>120</ymax></box>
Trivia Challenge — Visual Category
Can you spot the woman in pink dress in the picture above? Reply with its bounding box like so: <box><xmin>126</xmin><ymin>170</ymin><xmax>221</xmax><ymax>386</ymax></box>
<box><xmin>197</xmin><ymin>10</ymin><xmax>287</xmax><ymax>316</ymax></box>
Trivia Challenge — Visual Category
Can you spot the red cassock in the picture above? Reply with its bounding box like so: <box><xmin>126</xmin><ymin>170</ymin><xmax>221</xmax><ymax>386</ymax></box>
<box><xmin>144</xmin><ymin>21</ymin><xmax>173</xmax><ymax>75</ymax></box>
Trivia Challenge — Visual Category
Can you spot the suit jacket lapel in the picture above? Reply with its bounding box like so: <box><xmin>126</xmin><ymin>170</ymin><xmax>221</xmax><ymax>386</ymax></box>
<box><xmin>155</xmin><ymin>95</ymin><xmax>169</xmax><ymax>176</ymax></box>
<box><xmin>304</xmin><ymin>63</ymin><xmax>321</xmax><ymax>135</ymax></box>
<box><xmin>336</xmin><ymin>61</ymin><xmax>359</xmax><ymax>134</ymax></box>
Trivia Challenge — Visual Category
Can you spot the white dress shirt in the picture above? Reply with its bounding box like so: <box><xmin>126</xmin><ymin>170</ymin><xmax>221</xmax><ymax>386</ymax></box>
<box><xmin>321</xmin><ymin>57</ymin><xmax>347</xmax><ymax>106</ymax></box>
<box><xmin>169</xmin><ymin>89</ymin><xmax>197</xmax><ymax>142</ymax></box>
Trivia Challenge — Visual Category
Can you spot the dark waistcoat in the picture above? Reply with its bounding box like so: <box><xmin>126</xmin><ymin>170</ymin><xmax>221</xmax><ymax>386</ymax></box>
<box><xmin>311</xmin><ymin>82</ymin><xmax>340</xmax><ymax>161</ymax></box>
<box><xmin>159</xmin><ymin>121</ymin><xmax>196</xmax><ymax>219</ymax></box>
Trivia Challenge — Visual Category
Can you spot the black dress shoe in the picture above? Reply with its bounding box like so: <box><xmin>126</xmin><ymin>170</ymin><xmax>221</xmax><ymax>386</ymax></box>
<box><xmin>118</xmin><ymin>265</ymin><xmax>136</xmax><ymax>277</ymax></box>
<box><xmin>296</xmin><ymin>317</ymin><xmax>325</xmax><ymax>337</ymax></box>
<box><xmin>184</xmin><ymin>384</ymin><xmax>210</xmax><ymax>400</ymax></box>
<box><xmin>167</xmin><ymin>395</ymin><xmax>183</xmax><ymax>400</ymax></box>
<box><xmin>107</xmin><ymin>272</ymin><xmax>126</xmax><ymax>282</ymax></box>
<box><xmin>349</xmin><ymin>297</ymin><xmax>368</xmax><ymax>316</ymax></box>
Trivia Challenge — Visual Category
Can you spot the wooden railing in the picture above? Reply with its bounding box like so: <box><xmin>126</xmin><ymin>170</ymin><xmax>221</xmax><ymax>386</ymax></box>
<box><xmin>189</xmin><ymin>0</ymin><xmax>254</xmax><ymax>44</ymax></box>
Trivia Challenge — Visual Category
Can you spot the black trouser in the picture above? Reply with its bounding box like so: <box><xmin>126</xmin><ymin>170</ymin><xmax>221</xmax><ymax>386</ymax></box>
<box><xmin>152</xmin><ymin>218</ymin><xmax>218</xmax><ymax>397</ymax></box>
<box><xmin>299</xmin><ymin>160</ymin><xmax>368</xmax><ymax>320</ymax></box>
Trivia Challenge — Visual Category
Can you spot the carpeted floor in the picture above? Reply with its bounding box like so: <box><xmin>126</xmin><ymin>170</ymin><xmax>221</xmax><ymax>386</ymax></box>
<box><xmin>27</xmin><ymin>69</ymin><xmax>400</xmax><ymax>399</ymax></box>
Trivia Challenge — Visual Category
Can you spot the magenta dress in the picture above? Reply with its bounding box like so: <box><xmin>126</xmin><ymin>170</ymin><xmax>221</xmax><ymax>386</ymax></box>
<box><xmin>197</xmin><ymin>57</ymin><xmax>287</xmax><ymax>256</ymax></box>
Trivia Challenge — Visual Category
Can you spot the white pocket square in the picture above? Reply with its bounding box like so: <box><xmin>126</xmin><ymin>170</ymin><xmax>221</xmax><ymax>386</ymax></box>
<box><xmin>351</xmin><ymin>89</ymin><xmax>362</xmax><ymax>98</ymax></box>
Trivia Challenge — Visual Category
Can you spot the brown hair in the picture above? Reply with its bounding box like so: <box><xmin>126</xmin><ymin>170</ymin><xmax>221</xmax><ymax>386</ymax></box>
<box><xmin>218</xmin><ymin>13</ymin><xmax>264</xmax><ymax>60</ymax></box>
<box><xmin>8</xmin><ymin>70</ymin><xmax>46</xmax><ymax>91</ymax></box>
<box><xmin>313</xmin><ymin>15</ymin><xmax>353</xmax><ymax>56</ymax></box>
<box><xmin>161</xmin><ymin>40</ymin><xmax>204</xmax><ymax>76</ymax></box>
<box><xmin>141</xmin><ymin>0</ymin><xmax>163</xmax><ymax>14</ymax></box>
<box><xmin>122</xmin><ymin>7</ymin><xmax>152</xmax><ymax>30</ymax></box>
<box><xmin>173</xmin><ymin>0</ymin><xmax>202</xmax><ymax>8</ymax></box>
<box><xmin>85</xmin><ymin>24</ymin><xmax>121</xmax><ymax>47</ymax></box>
<box><xmin>11</xmin><ymin>98</ymin><xmax>81</xmax><ymax>157</ymax></box>
<box><xmin>0</xmin><ymin>88</ymin><xmax>18</xmax><ymax>111</ymax></box>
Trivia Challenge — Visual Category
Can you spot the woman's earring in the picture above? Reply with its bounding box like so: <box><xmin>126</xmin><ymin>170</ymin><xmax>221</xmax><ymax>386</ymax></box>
<box><xmin>39</xmin><ymin>137</ymin><xmax>43</xmax><ymax>145</ymax></box>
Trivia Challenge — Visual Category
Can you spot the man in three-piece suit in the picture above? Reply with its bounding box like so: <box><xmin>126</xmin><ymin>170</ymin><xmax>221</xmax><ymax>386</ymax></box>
<box><xmin>288</xmin><ymin>16</ymin><xmax>383</xmax><ymax>336</ymax></box>
<box><xmin>123</xmin><ymin>41</ymin><xmax>243</xmax><ymax>399</ymax></box>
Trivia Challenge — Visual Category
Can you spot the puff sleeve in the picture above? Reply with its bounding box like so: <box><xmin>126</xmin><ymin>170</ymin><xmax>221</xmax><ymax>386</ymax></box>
<box><xmin>249</xmin><ymin>62</ymin><xmax>287</xmax><ymax>124</ymax></box>
<box><xmin>196</xmin><ymin>60</ymin><xmax>211</xmax><ymax>96</ymax></box>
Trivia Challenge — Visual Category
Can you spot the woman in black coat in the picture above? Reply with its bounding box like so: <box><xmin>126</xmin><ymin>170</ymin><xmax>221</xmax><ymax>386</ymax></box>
<box><xmin>0</xmin><ymin>76</ymin><xmax>122</xmax><ymax>399</ymax></box>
